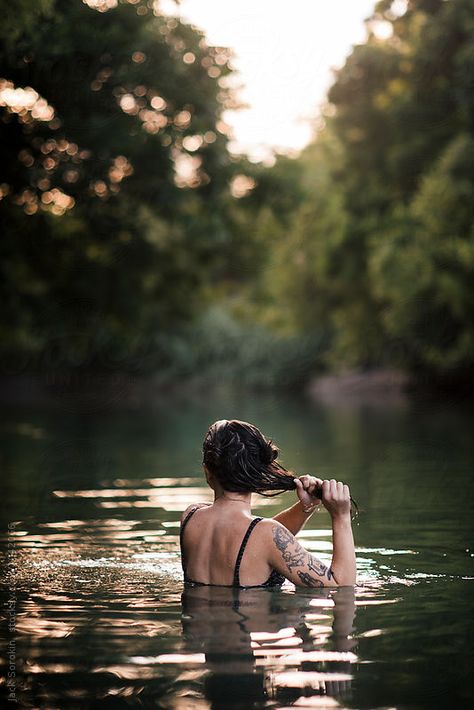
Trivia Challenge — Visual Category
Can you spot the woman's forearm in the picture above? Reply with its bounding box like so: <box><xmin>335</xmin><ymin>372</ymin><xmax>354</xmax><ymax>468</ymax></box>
<box><xmin>273</xmin><ymin>500</ymin><xmax>316</xmax><ymax>535</ymax></box>
<box><xmin>330</xmin><ymin>513</ymin><xmax>356</xmax><ymax>585</ymax></box>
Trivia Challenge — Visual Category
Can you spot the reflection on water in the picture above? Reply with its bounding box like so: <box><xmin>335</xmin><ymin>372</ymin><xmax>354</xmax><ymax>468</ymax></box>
<box><xmin>1</xmin><ymin>392</ymin><xmax>474</xmax><ymax>707</ymax></box>
<box><xmin>181</xmin><ymin>585</ymin><xmax>356</xmax><ymax>708</ymax></box>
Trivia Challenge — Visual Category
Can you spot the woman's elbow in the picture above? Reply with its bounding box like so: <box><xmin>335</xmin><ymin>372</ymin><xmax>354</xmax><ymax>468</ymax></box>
<box><xmin>330</xmin><ymin>568</ymin><xmax>356</xmax><ymax>587</ymax></box>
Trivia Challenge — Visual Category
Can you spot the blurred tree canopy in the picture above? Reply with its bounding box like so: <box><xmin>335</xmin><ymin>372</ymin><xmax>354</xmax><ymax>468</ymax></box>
<box><xmin>1</xmin><ymin>0</ymin><xmax>473</xmax><ymax>389</ymax></box>
<box><xmin>237</xmin><ymin>0</ymin><xmax>474</xmax><ymax>385</ymax></box>
<box><xmin>0</xmin><ymin>0</ymin><xmax>236</xmax><ymax>372</ymax></box>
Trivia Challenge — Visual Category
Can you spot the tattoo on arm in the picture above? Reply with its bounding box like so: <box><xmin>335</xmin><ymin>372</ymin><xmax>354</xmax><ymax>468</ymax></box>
<box><xmin>273</xmin><ymin>525</ymin><xmax>293</xmax><ymax>551</ymax></box>
<box><xmin>272</xmin><ymin>524</ymin><xmax>333</xmax><ymax>582</ymax></box>
<box><xmin>297</xmin><ymin>571</ymin><xmax>324</xmax><ymax>588</ymax></box>
<box><xmin>273</xmin><ymin>525</ymin><xmax>306</xmax><ymax>570</ymax></box>
<box><xmin>308</xmin><ymin>557</ymin><xmax>333</xmax><ymax>581</ymax></box>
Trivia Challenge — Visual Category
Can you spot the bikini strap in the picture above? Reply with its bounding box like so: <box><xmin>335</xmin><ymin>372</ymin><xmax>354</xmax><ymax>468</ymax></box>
<box><xmin>179</xmin><ymin>506</ymin><xmax>200</xmax><ymax>573</ymax></box>
<box><xmin>181</xmin><ymin>506</ymin><xmax>200</xmax><ymax>532</ymax></box>
<box><xmin>233</xmin><ymin>517</ymin><xmax>263</xmax><ymax>587</ymax></box>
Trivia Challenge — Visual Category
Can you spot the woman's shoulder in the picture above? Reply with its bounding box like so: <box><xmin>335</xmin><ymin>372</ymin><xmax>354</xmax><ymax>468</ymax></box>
<box><xmin>252</xmin><ymin>517</ymin><xmax>294</xmax><ymax>547</ymax></box>
<box><xmin>253</xmin><ymin>516</ymin><xmax>283</xmax><ymax>532</ymax></box>
<box><xmin>180</xmin><ymin>502</ymin><xmax>212</xmax><ymax>524</ymax></box>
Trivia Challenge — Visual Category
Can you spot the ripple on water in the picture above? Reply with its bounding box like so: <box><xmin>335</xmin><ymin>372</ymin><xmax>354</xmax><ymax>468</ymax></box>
<box><xmin>2</xmin><ymin>473</ymin><xmax>472</xmax><ymax>708</ymax></box>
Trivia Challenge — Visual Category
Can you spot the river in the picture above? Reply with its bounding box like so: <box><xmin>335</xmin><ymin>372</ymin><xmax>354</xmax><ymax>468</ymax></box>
<box><xmin>1</xmin><ymin>388</ymin><xmax>473</xmax><ymax>708</ymax></box>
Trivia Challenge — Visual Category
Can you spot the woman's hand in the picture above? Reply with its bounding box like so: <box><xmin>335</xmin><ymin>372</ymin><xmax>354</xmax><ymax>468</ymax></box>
<box><xmin>295</xmin><ymin>475</ymin><xmax>323</xmax><ymax>513</ymax></box>
<box><xmin>321</xmin><ymin>479</ymin><xmax>351</xmax><ymax>519</ymax></box>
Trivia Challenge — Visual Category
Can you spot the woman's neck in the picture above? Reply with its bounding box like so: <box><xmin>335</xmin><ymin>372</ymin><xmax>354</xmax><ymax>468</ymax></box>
<box><xmin>213</xmin><ymin>491</ymin><xmax>252</xmax><ymax>509</ymax></box>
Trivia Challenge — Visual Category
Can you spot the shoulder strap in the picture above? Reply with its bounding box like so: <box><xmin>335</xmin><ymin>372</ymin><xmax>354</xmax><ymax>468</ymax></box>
<box><xmin>179</xmin><ymin>506</ymin><xmax>200</xmax><ymax>573</ymax></box>
<box><xmin>233</xmin><ymin>517</ymin><xmax>263</xmax><ymax>586</ymax></box>
<box><xmin>181</xmin><ymin>506</ymin><xmax>200</xmax><ymax>532</ymax></box>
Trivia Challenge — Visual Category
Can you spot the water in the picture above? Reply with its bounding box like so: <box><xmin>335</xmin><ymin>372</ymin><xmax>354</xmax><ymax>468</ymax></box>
<box><xmin>1</xmin><ymin>389</ymin><xmax>473</xmax><ymax>708</ymax></box>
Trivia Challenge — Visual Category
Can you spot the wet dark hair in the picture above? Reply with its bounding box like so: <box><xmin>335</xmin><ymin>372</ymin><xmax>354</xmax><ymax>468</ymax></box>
<box><xmin>202</xmin><ymin>419</ymin><xmax>297</xmax><ymax>496</ymax></box>
<box><xmin>202</xmin><ymin>419</ymin><xmax>359</xmax><ymax>516</ymax></box>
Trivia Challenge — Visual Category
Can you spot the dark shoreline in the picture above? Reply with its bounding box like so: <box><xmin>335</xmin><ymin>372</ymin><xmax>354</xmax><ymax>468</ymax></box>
<box><xmin>0</xmin><ymin>368</ymin><xmax>473</xmax><ymax>412</ymax></box>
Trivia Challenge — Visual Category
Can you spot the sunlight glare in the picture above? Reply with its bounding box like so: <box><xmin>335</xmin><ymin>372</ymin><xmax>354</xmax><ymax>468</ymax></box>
<box><xmin>174</xmin><ymin>0</ymin><xmax>376</xmax><ymax>160</ymax></box>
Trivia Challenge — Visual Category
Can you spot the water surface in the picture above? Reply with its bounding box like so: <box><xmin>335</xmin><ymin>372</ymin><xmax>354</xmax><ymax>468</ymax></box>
<box><xmin>1</xmin><ymin>390</ymin><xmax>473</xmax><ymax>708</ymax></box>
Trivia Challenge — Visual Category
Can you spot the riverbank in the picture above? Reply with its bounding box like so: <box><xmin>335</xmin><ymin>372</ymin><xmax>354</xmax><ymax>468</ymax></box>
<box><xmin>307</xmin><ymin>369</ymin><xmax>412</xmax><ymax>406</ymax></box>
<box><xmin>0</xmin><ymin>367</ymin><xmax>472</xmax><ymax>413</ymax></box>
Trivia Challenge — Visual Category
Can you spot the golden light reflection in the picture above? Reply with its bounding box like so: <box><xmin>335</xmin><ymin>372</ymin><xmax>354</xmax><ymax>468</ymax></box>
<box><xmin>117</xmin><ymin>89</ymin><xmax>169</xmax><ymax>135</ymax></box>
<box><xmin>304</xmin><ymin>613</ymin><xmax>330</xmax><ymax>622</ymax></box>
<box><xmin>109</xmin><ymin>155</ymin><xmax>134</xmax><ymax>183</ymax></box>
<box><xmin>132</xmin><ymin>51</ymin><xmax>147</xmax><ymax>64</ymax></box>
<box><xmin>150</xmin><ymin>95</ymin><xmax>166</xmax><ymax>110</ymax></box>
<box><xmin>25</xmin><ymin>662</ymin><xmax>76</xmax><ymax>674</ymax></box>
<box><xmin>119</xmin><ymin>93</ymin><xmax>138</xmax><ymax>114</ymax></box>
<box><xmin>11</xmin><ymin>186</ymin><xmax>75</xmax><ymax>217</ymax></box>
<box><xmin>230</xmin><ymin>174</ymin><xmax>256</xmax><ymax>198</ymax></box>
<box><xmin>359</xmin><ymin>628</ymin><xmax>384</xmax><ymax>638</ymax></box>
<box><xmin>355</xmin><ymin>599</ymin><xmax>399</xmax><ymax>606</ymax></box>
<box><xmin>15</xmin><ymin>618</ymin><xmax>75</xmax><ymax>638</ymax></box>
<box><xmin>182</xmin><ymin>134</ymin><xmax>203</xmax><ymax>152</ymax></box>
<box><xmin>82</xmin><ymin>0</ymin><xmax>118</xmax><ymax>12</ymax></box>
<box><xmin>40</xmin><ymin>188</ymin><xmax>75</xmax><ymax>215</ymax></box>
<box><xmin>253</xmin><ymin>648</ymin><xmax>307</xmax><ymax>659</ymax></box>
<box><xmin>97</xmin><ymin>498</ymin><xmax>211</xmax><ymax>510</ymax></box>
<box><xmin>0</xmin><ymin>79</ymin><xmax>55</xmax><ymax>123</ymax></box>
<box><xmin>111</xmin><ymin>477</ymin><xmax>198</xmax><ymax>486</ymax></box>
<box><xmin>309</xmin><ymin>598</ymin><xmax>335</xmax><ymax>609</ymax></box>
<box><xmin>91</xmin><ymin>179</ymin><xmax>108</xmax><ymax>198</ymax></box>
<box><xmin>282</xmin><ymin>697</ymin><xmax>341</xmax><ymax>707</ymax></box>
<box><xmin>0</xmin><ymin>517</ymin><xmax>176</xmax><ymax>553</ymax></box>
<box><xmin>250</xmin><ymin>627</ymin><xmax>297</xmax><ymax>642</ymax></box>
<box><xmin>173</xmin><ymin>149</ymin><xmax>205</xmax><ymax>189</ymax></box>
<box><xmin>92</xmin><ymin>664</ymin><xmax>160</xmax><ymax>680</ymax></box>
<box><xmin>41</xmin><ymin>518</ymin><xmax>133</xmax><ymax>529</ymax></box>
<box><xmin>130</xmin><ymin>654</ymin><xmax>206</xmax><ymax>664</ymax></box>
<box><xmin>174</xmin><ymin>109</ymin><xmax>192</xmax><ymax>128</ymax></box>
<box><xmin>369</xmin><ymin>20</ymin><xmax>394</xmax><ymax>40</ymax></box>
<box><xmin>53</xmin><ymin>486</ymin><xmax>209</xmax><ymax>498</ymax></box>
<box><xmin>270</xmin><ymin>671</ymin><xmax>353</xmax><ymax>687</ymax></box>
<box><xmin>252</xmin><ymin>636</ymin><xmax>302</xmax><ymax>649</ymax></box>
<box><xmin>81</xmin><ymin>487</ymin><xmax>279</xmax><ymax>511</ymax></box>
<box><xmin>0</xmin><ymin>126</ymin><xmax>99</xmax><ymax>214</ymax></box>
<box><xmin>259</xmin><ymin>650</ymin><xmax>358</xmax><ymax>663</ymax></box>
<box><xmin>140</xmin><ymin>109</ymin><xmax>168</xmax><ymax>134</ymax></box>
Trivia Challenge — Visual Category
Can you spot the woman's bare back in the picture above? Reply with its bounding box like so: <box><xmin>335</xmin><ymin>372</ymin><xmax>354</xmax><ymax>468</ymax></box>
<box><xmin>180</xmin><ymin>504</ymin><xmax>276</xmax><ymax>587</ymax></box>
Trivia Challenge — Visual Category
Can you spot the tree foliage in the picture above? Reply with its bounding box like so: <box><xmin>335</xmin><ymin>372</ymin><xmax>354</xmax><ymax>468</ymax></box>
<box><xmin>0</xmin><ymin>0</ymin><xmax>235</xmax><ymax>371</ymax></box>
<box><xmin>2</xmin><ymin>0</ymin><xmax>473</xmax><ymax>388</ymax></box>
<box><xmin>247</xmin><ymin>0</ymin><xmax>474</xmax><ymax>383</ymax></box>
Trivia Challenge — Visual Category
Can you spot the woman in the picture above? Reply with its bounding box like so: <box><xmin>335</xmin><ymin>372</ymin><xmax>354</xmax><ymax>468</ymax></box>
<box><xmin>180</xmin><ymin>419</ymin><xmax>356</xmax><ymax>588</ymax></box>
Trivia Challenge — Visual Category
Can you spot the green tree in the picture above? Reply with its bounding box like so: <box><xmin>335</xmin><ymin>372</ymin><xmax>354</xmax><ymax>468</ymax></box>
<box><xmin>0</xmin><ymin>0</ymin><xmax>235</xmax><ymax>372</ymax></box>
<box><xmin>369</xmin><ymin>133</ymin><xmax>474</xmax><ymax>376</ymax></box>
<box><xmin>261</xmin><ymin>0</ymin><xmax>474</xmax><ymax>381</ymax></box>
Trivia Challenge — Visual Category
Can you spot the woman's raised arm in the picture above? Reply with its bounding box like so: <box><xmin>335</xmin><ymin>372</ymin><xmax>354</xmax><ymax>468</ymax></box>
<box><xmin>272</xmin><ymin>475</ymin><xmax>322</xmax><ymax>535</ymax></box>
<box><xmin>265</xmin><ymin>479</ymin><xmax>356</xmax><ymax>587</ymax></box>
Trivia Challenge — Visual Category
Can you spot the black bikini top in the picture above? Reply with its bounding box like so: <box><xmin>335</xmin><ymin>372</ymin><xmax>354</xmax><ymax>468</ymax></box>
<box><xmin>180</xmin><ymin>506</ymin><xmax>285</xmax><ymax>589</ymax></box>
